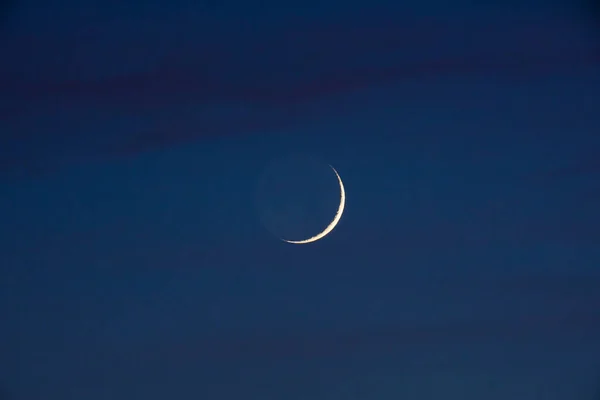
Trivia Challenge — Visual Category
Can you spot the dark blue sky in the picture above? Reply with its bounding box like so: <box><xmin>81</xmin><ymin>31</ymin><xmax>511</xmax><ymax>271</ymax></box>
<box><xmin>1</xmin><ymin>1</ymin><xmax>600</xmax><ymax>399</ymax></box>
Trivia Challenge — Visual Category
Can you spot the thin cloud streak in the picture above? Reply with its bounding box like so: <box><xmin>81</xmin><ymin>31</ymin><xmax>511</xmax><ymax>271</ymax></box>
<box><xmin>1</xmin><ymin>14</ymin><xmax>597</xmax><ymax>178</ymax></box>
<box><xmin>2</xmin><ymin>15</ymin><xmax>597</xmax><ymax>112</ymax></box>
<box><xmin>542</xmin><ymin>158</ymin><xmax>600</xmax><ymax>179</ymax></box>
<box><xmin>105</xmin><ymin>310</ymin><xmax>600</xmax><ymax>366</ymax></box>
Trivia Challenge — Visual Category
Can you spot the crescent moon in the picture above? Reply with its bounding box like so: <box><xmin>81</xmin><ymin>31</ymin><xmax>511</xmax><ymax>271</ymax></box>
<box><xmin>281</xmin><ymin>165</ymin><xmax>345</xmax><ymax>244</ymax></box>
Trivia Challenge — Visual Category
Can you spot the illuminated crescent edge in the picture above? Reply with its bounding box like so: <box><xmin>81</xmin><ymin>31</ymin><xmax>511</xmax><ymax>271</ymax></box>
<box><xmin>281</xmin><ymin>165</ymin><xmax>345</xmax><ymax>244</ymax></box>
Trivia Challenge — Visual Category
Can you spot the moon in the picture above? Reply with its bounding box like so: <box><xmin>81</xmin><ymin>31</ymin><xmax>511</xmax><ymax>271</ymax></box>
<box><xmin>280</xmin><ymin>165</ymin><xmax>345</xmax><ymax>244</ymax></box>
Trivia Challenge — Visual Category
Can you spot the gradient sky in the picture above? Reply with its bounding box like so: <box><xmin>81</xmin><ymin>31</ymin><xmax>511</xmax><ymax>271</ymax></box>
<box><xmin>1</xmin><ymin>0</ymin><xmax>600</xmax><ymax>399</ymax></box>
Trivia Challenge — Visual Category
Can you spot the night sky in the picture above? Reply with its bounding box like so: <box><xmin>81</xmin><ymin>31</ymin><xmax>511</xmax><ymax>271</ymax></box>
<box><xmin>1</xmin><ymin>0</ymin><xmax>600</xmax><ymax>399</ymax></box>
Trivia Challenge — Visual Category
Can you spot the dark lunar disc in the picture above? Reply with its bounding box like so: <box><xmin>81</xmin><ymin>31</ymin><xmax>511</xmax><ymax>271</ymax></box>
<box><xmin>255</xmin><ymin>154</ymin><xmax>340</xmax><ymax>242</ymax></box>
